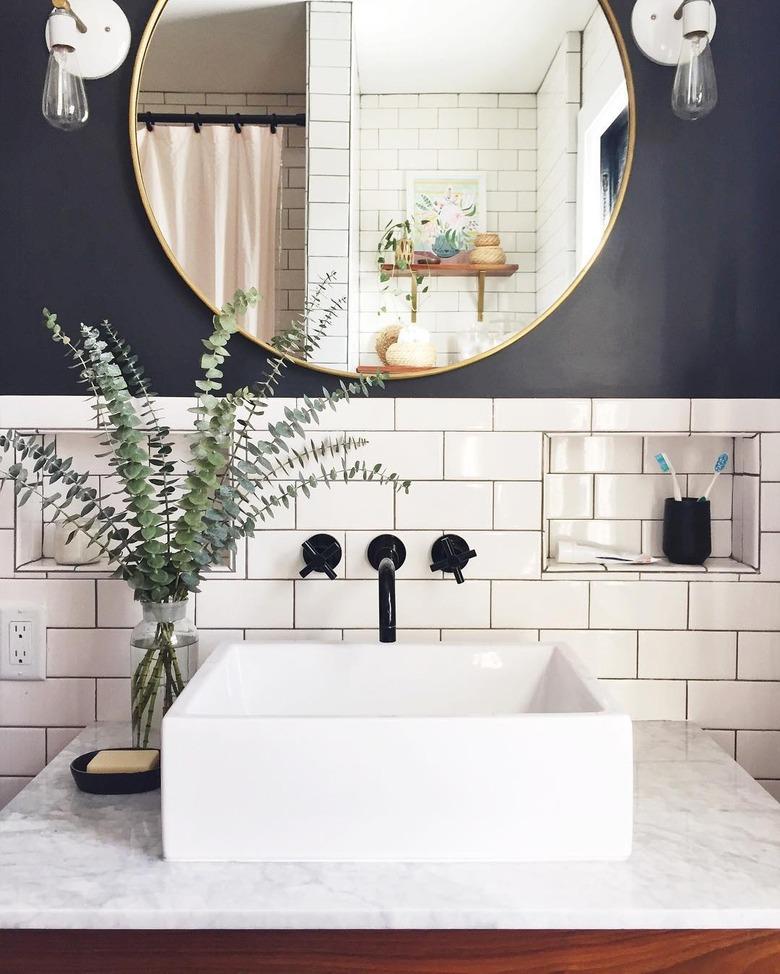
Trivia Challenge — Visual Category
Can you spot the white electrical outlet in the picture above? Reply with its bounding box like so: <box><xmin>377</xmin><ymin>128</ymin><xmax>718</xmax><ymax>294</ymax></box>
<box><xmin>0</xmin><ymin>604</ymin><xmax>46</xmax><ymax>681</ymax></box>
<box><xmin>10</xmin><ymin>621</ymin><xmax>32</xmax><ymax>665</ymax></box>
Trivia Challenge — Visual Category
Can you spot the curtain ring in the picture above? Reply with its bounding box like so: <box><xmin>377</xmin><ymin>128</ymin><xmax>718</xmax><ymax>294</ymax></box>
<box><xmin>270</xmin><ymin>113</ymin><xmax>278</xmax><ymax>134</ymax></box>
<box><xmin>144</xmin><ymin>112</ymin><xmax>154</xmax><ymax>132</ymax></box>
<box><xmin>193</xmin><ymin>112</ymin><xmax>202</xmax><ymax>134</ymax></box>
<box><xmin>233</xmin><ymin>113</ymin><xmax>243</xmax><ymax>133</ymax></box>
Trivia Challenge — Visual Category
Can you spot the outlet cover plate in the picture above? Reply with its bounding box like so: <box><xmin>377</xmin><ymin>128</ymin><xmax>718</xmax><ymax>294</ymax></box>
<box><xmin>0</xmin><ymin>604</ymin><xmax>46</xmax><ymax>681</ymax></box>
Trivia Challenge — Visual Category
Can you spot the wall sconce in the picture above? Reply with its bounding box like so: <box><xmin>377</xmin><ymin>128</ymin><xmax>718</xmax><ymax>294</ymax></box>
<box><xmin>632</xmin><ymin>0</ymin><xmax>718</xmax><ymax>121</ymax></box>
<box><xmin>43</xmin><ymin>0</ymin><xmax>131</xmax><ymax>131</ymax></box>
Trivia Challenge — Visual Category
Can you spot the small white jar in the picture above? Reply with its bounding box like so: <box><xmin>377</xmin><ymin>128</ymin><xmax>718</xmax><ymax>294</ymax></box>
<box><xmin>53</xmin><ymin>522</ymin><xmax>103</xmax><ymax>566</ymax></box>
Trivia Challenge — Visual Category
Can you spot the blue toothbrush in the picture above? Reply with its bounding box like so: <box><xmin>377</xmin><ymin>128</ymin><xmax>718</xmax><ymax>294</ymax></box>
<box><xmin>655</xmin><ymin>452</ymin><xmax>682</xmax><ymax>501</ymax></box>
<box><xmin>698</xmin><ymin>452</ymin><xmax>729</xmax><ymax>502</ymax></box>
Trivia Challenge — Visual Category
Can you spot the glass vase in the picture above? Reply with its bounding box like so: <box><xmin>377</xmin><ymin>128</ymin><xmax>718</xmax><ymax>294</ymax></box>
<box><xmin>130</xmin><ymin>601</ymin><xmax>197</xmax><ymax>748</ymax></box>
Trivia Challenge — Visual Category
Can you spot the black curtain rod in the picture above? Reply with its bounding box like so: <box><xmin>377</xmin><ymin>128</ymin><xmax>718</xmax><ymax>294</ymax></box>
<box><xmin>137</xmin><ymin>111</ymin><xmax>306</xmax><ymax>133</ymax></box>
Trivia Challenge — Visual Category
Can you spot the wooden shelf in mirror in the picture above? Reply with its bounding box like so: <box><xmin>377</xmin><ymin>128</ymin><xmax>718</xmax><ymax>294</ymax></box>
<box><xmin>379</xmin><ymin>263</ymin><xmax>519</xmax><ymax>322</ymax></box>
<box><xmin>379</xmin><ymin>263</ymin><xmax>519</xmax><ymax>277</ymax></box>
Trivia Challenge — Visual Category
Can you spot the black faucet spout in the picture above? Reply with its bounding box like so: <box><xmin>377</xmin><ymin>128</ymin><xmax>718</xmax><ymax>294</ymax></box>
<box><xmin>367</xmin><ymin>535</ymin><xmax>407</xmax><ymax>645</ymax></box>
<box><xmin>377</xmin><ymin>556</ymin><xmax>397</xmax><ymax>643</ymax></box>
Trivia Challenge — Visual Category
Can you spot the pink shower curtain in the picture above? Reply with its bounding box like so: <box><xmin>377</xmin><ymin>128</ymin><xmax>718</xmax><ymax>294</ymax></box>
<box><xmin>137</xmin><ymin>124</ymin><xmax>282</xmax><ymax>341</ymax></box>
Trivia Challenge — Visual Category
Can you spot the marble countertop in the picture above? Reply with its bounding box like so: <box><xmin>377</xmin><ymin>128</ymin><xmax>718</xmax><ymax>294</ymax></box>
<box><xmin>2</xmin><ymin>721</ymin><xmax>780</xmax><ymax>930</ymax></box>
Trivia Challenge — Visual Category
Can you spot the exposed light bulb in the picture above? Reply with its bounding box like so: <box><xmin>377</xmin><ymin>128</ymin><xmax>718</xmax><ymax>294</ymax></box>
<box><xmin>42</xmin><ymin>43</ymin><xmax>89</xmax><ymax>131</ymax></box>
<box><xmin>632</xmin><ymin>0</ymin><xmax>719</xmax><ymax>122</ymax></box>
<box><xmin>672</xmin><ymin>31</ymin><xmax>718</xmax><ymax>120</ymax></box>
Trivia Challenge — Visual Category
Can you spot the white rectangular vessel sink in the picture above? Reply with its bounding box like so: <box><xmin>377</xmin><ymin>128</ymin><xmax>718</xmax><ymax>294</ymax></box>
<box><xmin>162</xmin><ymin>642</ymin><xmax>633</xmax><ymax>862</ymax></box>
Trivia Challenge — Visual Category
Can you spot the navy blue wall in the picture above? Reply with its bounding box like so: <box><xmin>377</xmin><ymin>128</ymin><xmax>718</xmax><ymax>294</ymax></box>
<box><xmin>2</xmin><ymin>0</ymin><xmax>777</xmax><ymax>397</ymax></box>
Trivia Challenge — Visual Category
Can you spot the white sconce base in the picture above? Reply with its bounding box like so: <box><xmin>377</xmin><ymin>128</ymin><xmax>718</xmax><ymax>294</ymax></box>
<box><xmin>632</xmin><ymin>0</ymin><xmax>716</xmax><ymax>66</ymax></box>
<box><xmin>45</xmin><ymin>0</ymin><xmax>131</xmax><ymax>80</ymax></box>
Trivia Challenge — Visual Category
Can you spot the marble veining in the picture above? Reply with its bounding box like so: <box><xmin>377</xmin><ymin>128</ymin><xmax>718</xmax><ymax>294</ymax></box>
<box><xmin>1</xmin><ymin>722</ymin><xmax>780</xmax><ymax>929</ymax></box>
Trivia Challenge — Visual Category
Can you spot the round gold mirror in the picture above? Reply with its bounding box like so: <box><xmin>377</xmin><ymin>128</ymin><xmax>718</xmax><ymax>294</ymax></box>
<box><xmin>130</xmin><ymin>0</ymin><xmax>634</xmax><ymax>379</ymax></box>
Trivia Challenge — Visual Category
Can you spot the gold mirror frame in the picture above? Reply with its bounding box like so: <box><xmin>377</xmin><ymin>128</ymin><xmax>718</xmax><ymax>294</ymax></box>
<box><xmin>129</xmin><ymin>0</ymin><xmax>635</xmax><ymax>381</ymax></box>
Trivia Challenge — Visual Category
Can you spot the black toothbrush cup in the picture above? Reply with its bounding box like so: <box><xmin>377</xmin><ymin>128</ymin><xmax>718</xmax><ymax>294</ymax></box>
<box><xmin>662</xmin><ymin>497</ymin><xmax>711</xmax><ymax>565</ymax></box>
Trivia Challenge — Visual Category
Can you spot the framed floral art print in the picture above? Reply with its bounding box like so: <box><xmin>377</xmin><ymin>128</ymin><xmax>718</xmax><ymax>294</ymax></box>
<box><xmin>406</xmin><ymin>171</ymin><xmax>487</xmax><ymax>261</ymax></box>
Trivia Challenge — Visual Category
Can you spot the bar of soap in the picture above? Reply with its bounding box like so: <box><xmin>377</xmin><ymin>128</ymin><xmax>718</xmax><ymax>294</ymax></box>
<box><xmin>86</xmin><ymin>749</ymin><xmax>159</xmax><ymax>775</ymax></box>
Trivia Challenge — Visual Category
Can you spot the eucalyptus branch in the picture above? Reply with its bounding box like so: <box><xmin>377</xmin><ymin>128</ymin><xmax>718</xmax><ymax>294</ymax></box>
<box><xmin>182</xmin><ymin>458</ymin><xmax>409</xmax><ymax>592</ymax></box>
<box><xmin>98</xmin><ymin>321</ymin><xmax>176</xmax><ymax>558</ymax></box>
<box><xmin>199</xmin><ymin>434</ymin><xmax>385</xmax><ymax>569</ymax></box>
<box><xmin>43</xmin><ymin>309</ymin><xmax>109</xmax><ymax>427</ymax></box>
<box><xmin>42</xmin><ymin>310</ymin><xmax>171</xmax><ymax>570</ymax></box>
<box><xmin>170</xmin><ymin>290</ymin><xmax>252</xmax><ymax>582</ymax></box>
<box><xmin>78</xmin><ymin>325</ymin><xmax>170</xmax><ymax>599</ymax></box>
<box><xmin>221</xmin><ymin>434</ymin><xmax>367</xmax><ymax>507</ymax></box>
<box><xmin>171</xmin><ymin>283</ymin><xmax>393</xmax><ymax>587</ymax></box>
<box><xmin>261</xmin><ymin>434</ymin><xmax>371</xmax><ymax>481</ymax></box>
<box><xmin>217</xmin><ymin>276</ymin><xmax>364</xmax><ymax>488</ymax></box>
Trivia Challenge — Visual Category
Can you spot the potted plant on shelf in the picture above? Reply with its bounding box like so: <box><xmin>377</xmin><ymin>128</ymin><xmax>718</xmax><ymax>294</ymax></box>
<box><xmin>0</xmin><ymin>279</ymin><xmax>409</xmax><ymax>747</ymax></box>
<box><xmin>376</xmin><ymin>217</ymin><xmax>431</xmax><ymax>317</ymax></box>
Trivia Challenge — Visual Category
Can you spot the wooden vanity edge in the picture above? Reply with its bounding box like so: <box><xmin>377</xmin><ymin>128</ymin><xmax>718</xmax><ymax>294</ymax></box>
<box><xmin>2</xmin><ymin>928</ymin><xmax>780</xmax><ymax>973</ymax></box>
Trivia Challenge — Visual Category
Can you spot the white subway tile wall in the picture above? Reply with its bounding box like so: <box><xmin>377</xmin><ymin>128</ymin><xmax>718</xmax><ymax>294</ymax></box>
<box><xmin>358</xmin><ymin>89</ymin><xmax>539</xmax><ymax>368</ymax></box>
<box><xmin>2</xmin><ymin>398</ymin><xmax>780</xmax><ymax>806</ymax></box>
<box><xmin>138</xmin><ymin>90</ymin><xmax>306</xmax><ymax>335</ymax></box>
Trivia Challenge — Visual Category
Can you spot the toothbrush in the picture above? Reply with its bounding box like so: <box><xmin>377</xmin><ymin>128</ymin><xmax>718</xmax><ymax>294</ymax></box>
<box><xmin>655</xmin><ymin>452</ymin><xmax>682</xmax><ymax>501</ymax></box>
<box><xmin>698</xmin><ymin>452</ymin><xmax>729</xmax><ymax>502</ymax></box>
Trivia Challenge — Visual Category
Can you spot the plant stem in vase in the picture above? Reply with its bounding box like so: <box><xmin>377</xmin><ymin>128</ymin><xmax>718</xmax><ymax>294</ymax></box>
<box><xmin>131</xmin><ymin>602</ymin><xmax>197</xmax><ymax>747</ymax></box>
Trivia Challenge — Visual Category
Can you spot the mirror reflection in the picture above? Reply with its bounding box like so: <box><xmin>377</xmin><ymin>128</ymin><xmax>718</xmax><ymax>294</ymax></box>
<box><xmin>134</xmin><ymin>0</ymin><xmax>631</xmax><ymax>375</ymax></box>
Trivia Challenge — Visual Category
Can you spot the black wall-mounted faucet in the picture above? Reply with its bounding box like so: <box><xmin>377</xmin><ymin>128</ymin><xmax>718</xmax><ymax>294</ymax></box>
<box><xmin>367</xmin><ymin>534</ymin><xmax>406</xmax><ymax>643</ymax></box>
<box><xmin>430</xmin><ymin>534</ymin><xmax>477</xmax><ymax>584</ymax></box>
<box><xmin>299</xmin><ymin>534</ymin><xmax>342</xmax><ymax>579</ymax></box>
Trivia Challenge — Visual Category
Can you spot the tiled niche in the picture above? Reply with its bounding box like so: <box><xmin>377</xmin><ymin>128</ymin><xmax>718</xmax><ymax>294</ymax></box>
<box><xmin>543</xmin><ymin>433</ymin><xmax>760</xmax><ymax>575</ymax></box>
<box><xmin>12</xmin><ymin>431</ymin><xmax>240</xmax><ymax>579</ymax></box>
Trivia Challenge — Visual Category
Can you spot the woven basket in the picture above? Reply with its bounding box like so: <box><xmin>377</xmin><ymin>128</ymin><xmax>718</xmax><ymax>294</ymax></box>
<box><xmin>385</xmin><ymin>341</ymin><xmax>437</xmax><ymax>368</ymax></box>
<box><xmin>375</xmin><ymin>325</ymin><xmax>402</xmax><ymax>364</ymax></box>
<box><xmin>470</xmin><ymin>246</ymin><xmax>506</xmax><ymax>265</ymax></box>
<box><xmin>394</xmin><ymin>238</ymin><xmax>414</xmax><ymax>267</ymax></box>
<box><xmin>474</xmin><ymin>233</ymin><xmax>501</xmax><ymax>247</ymax></box>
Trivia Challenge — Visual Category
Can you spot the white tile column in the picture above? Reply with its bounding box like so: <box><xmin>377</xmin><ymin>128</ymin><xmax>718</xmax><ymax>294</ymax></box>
<box><xmin>306</xmin><ymin>0</ymin><xmax>353</xmax><ymax>370</ymax></box>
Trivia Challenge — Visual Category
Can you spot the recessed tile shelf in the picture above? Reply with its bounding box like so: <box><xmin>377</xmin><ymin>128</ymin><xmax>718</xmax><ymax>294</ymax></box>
<box><xmin>9</xmin><ymin>427</ymin><xmax>240</xmax><ymax>578</ymax></box>
<box><xmin>542</xmin><ymin>433</ymin><xmax>761</xmax><ymax>577</ymax></box>
<box><xmin>546</xmin><ymin>558</ymin><xmax>758</xmax><ymax>576</ymax></box>
<box><xmin>16</xmin><ymin>558</ymin><xmax>113</xmax><ymax>575</ymax></box>
<box><xmin>14</xmin><ymin>558</ymin><xmax>234</xmax><ymax>576</ymax></box>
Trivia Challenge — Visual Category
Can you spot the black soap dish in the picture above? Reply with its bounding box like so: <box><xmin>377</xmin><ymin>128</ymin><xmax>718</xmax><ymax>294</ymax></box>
<box><xmin>70</xmin><ymin>748</ymin><xmax>161</xmax><ymax>795</ymax></box>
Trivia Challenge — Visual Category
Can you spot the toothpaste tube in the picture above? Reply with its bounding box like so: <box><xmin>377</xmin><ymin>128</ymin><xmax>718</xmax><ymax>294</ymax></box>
<box><xmin>557</xmin><ymin>539</ymin><xmax>657</xmax><ymax>565</ymax></box>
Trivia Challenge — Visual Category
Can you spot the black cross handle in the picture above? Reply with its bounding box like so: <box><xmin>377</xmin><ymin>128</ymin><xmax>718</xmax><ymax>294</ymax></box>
<box><xmin>299</xmin><ymin>534</ymin><xmax>342</xmax><ymax>580</ymax></box>
<box><xmin>430</xmin><ymin>534</ymin><xmax>477</xmax><ymax>584</ymax></box>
